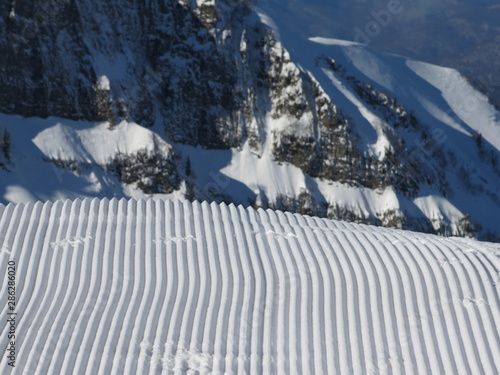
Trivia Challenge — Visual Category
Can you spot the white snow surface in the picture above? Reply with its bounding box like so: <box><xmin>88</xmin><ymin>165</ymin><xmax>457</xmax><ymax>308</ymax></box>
<box><xmin>33</xmin><ymin>120</ymin><xmax>172</xmax><ymax>164</ymax></box>
<box><xmin>0</xmin><ymin>114</ymin><xmax>176</xmax><ymax>204</ymax></box>
<box><xmin>0</xmin><ymin>198</ymin><xmax>499</xmax><ymax>374</ymax></box>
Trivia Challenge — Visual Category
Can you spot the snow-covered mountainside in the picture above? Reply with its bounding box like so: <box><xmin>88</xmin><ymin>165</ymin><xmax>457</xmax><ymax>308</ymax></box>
<box><xmin>260</xmin><ymin>0</ymin><xmax>500</xmax><ymax>109</ymax></box>
<box><xmin>0</xmin><ymin>198</ymin><xmax>499</xmax><ymax>374</ymax></box>
<box><xmin>0</xmin><ymin>0</ymin><xmax>499</xmax><ymax>241</ymax></box>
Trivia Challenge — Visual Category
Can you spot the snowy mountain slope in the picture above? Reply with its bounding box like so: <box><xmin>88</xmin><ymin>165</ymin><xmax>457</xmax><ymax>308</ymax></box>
<box><xmin>0</xmin><ymin>0</ymin><xmax>500</xmax><ymax>241</ymax></box>
<box><xmin>262</xmin><ymin>28</ymin><xmax>500</xmax><ymax>240</ymax></box>
<box><xmin>0</xmin><ymin>114</ymin><xmax>183</xmax><ymax>203</ymax></box>
<box><xmin>0</xmin><ymin>198</ymin><xmax>499</xmax><ymax>374</ymax></box>
<box><xmin>259</xmin><ymin>0</ymin><xmax>500</xmax><ymax>108</ymax></box>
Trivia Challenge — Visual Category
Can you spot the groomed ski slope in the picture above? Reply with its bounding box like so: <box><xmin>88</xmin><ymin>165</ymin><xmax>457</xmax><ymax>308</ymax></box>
<box><xmin>0</xmin><ymin>198</ymin><xmax>499</xmax><ymax>374</ymax></box>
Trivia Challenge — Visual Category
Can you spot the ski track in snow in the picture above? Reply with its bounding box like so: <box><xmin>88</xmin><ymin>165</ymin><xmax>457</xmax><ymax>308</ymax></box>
<box><xmin>0</xmin><ymin>198</ymin><xmax>499</xmax><ymax>374</ymax></box>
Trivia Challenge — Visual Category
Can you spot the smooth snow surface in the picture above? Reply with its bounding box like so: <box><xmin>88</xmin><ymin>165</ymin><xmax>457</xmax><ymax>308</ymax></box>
<box><xmin>1</xmin><ymin>198</ymin><xmax>499</xmax><ymax>374</ymax></box>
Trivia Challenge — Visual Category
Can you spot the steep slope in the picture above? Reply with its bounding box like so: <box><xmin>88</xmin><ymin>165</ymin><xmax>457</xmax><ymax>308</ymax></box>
<box><xmin>260</xmin><ymin>0</ymin><xmax>500</xmax><ymax>108</ymax></box>
<box><xmin>0</xmin><ymin>0</ymin><xmax>499</xmax><ymax>240</ymax></box>
<box><xmin>0</xmin><ymin>198</ymin><xmax>499</xmax><ymax>374</ymax></box>
<box><xmin>1</xmin><ymin>0</ymin><xmax>340</xmax><ymax>149</ymax></box>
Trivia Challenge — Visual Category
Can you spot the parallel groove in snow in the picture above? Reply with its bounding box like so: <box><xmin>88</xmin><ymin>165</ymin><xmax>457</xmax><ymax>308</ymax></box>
<box><xmin>0</xmin><ymin>198</ymin><xmax>499</xmax><ymax>375</ymax></box>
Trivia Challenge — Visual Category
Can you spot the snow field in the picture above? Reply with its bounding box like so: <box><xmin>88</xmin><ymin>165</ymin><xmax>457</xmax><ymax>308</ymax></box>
<box><xmin>0</xmin><ymin>198</ymin><xmax>499</xmax><ymax>374</ymax></box>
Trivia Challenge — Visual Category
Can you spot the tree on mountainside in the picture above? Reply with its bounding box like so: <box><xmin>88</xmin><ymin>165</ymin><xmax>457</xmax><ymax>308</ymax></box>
<box><xmin>0</xmin><ymin>128</ymin><xmax>11</xmax><ymax>162</ymax></box>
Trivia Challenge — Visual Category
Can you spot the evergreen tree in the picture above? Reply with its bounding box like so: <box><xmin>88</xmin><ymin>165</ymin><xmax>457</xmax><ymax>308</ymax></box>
<box><xmin>1</xmin><ymin>128</ymin><xmax>11</xmax><ymax>162</ymax></box>
<box><xmin>185</xmin><ymin>157</ymin><xmax>191</xmax><ymax>177</ymax></box>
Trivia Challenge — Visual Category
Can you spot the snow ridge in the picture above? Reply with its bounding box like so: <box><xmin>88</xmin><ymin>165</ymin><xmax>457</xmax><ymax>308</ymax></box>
<box><xmin>0</xmin><ymin>198</ymin><xmax>499</xmax><ymax>374</ymax></box>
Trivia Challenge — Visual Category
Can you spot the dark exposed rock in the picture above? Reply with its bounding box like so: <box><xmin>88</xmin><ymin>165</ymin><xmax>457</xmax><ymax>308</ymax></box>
<box><xmin>107</xmin><ymin>150</ymin><xmax>182</xmax><ymax>194</ymax></box>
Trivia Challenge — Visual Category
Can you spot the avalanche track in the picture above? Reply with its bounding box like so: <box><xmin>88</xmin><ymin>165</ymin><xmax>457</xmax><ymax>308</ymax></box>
<box><xmin>0</xmin><ymin>198</ymin><xmax>499</xmax><ymax>374</ymax></box>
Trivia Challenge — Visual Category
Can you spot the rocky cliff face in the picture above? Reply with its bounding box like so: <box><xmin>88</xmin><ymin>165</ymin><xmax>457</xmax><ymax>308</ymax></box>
<box><xmin>2</xmin><ymin>0</ymin><xmax>307</xmax><ymax>149</ymax></box>
<box><xmin>1</xmin><ymin>0</ymin><xmax>499</xmax><ymax>241</ymax></box>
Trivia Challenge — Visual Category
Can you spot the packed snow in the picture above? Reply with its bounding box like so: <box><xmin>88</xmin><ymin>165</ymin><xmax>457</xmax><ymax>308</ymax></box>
<box><xmin>0</xmin><ymin>198</ymin><xmax>499</xmax><ymax>374</ymax></box>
